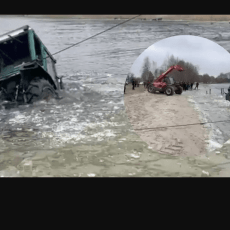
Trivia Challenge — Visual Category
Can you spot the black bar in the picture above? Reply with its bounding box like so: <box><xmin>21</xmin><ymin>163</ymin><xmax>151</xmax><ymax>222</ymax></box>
<box><xmin>8</xmin><ymin>35</ymin><xmax>23</xmax><ymax>44</ymax></box>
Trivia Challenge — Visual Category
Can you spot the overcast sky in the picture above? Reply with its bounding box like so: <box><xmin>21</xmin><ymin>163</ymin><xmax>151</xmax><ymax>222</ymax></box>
<box><xmin>130</xmin><ymin>35</ymin><xmax>230</xmax><ymax>78</ymax></box>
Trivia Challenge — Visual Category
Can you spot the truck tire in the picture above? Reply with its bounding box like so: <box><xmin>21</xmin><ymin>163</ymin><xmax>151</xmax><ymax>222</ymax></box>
<box><xmin>175</xmin><ymin>86</ymin><xmax>183</xmax><ymax>94</ymax></box>
<box><xmin>148</xmin><ymin>85</ymin><xmax>155</xmax><ymax>93</ymax></box>
<box><xmin>25</xmin><ymin>77</ymin><xmax>56</xmax><ymax>103</ymax></box>
<box><xmin>165</xmin><ymin>86</ymin><xmax>174</xmax><ymax>96</ymax></box>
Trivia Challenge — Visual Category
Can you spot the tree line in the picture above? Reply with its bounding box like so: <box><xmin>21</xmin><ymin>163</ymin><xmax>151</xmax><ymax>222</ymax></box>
<box><xmin>127</xmin><ymin>55</ymin><xmax>230</xmax><ymax>84</ymax></box>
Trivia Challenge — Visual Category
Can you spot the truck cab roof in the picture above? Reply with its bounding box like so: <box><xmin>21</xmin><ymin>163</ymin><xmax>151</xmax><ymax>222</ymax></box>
<box><xmin>0</xmin><ymin>25</ymin><xmax>56</xmax><ymax>63</ymax></box>
<box><xmin>0</xmin><ymin>25</ymin><xmax>30</xmax><ymax>43</ymax></box>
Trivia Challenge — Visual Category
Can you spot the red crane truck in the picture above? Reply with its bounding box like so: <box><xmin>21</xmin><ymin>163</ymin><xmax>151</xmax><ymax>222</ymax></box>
<box><xmin>148</xmin><ymin>65</ymin><xmax>184</xmax><ymax>96</ymax></box>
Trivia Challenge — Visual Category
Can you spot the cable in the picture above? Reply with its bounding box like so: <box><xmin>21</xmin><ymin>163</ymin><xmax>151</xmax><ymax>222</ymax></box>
<box><xmin>133</xmin><ymin>119</ymin><xmax>230</xmax><ymax>132</ymax></box>
<box><xmin>46</xmin><ymin>15</ymin><xmax>141</xmax><ymax>59</ymax></box>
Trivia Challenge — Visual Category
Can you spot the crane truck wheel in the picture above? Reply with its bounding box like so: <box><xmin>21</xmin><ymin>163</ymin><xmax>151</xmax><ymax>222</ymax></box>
<box><xmin>25</xmin><ymin>77</ymin><xmax>56</xmax><ymax>103</ymax></box>
<box><xmin>165</xmin><ymin>86</ymin><xmax>174</xmax><ymax>96</ymax></box>
<box><xmin>148</xmin><ymin>85</ymin><xmax>154</xmax><ymax>93</ymax></box>
<box><xmin>175</xmin><ymin>86</ymin><xmax>183</xmax><ymax>94</ymax></box>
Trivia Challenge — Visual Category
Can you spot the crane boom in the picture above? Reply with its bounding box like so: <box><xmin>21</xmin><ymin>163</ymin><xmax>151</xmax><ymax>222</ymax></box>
<box><xmin>154</xmin><ymin>65</ymin><xmax>184</xmax><ymax>83</ymax></box>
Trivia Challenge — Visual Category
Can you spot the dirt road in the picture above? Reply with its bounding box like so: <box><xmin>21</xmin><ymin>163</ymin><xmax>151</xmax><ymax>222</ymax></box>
<box><xmin>124</xmin><ymin>84</ymin><xmax>209</xmax><ymax>156</ymax></box>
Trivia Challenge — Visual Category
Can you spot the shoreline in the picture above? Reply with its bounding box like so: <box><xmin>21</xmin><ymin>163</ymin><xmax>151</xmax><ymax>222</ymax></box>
<box><xmin>2</xmin><ymin>15</ymin><xmax>230</xmax><ymax>22</ymax></box>
<box><xmin>124</xmin><ymin>84</ymin><xmax>209</xmax><ymax>157</ymax></box>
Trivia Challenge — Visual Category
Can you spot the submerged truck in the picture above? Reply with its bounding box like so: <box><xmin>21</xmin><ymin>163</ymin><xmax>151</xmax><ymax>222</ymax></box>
<box><xmin>0</xmin><ymin>25</ymin><xmax>64</xmax><ymax>104</ymax></box>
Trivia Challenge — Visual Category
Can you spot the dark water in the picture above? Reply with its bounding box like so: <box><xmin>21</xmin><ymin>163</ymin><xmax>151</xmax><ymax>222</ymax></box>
<box><xmin>1</xmin><ymin>16</ymin><xmax>230</xmax><ymax>177</ymax></box>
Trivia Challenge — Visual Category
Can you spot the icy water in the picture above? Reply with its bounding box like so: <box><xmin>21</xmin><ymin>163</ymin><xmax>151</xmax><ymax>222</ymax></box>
<box><xmin>184</xmin><ymin>83</ymin><xmax>230</xmax><ymax>151</ymax></box>
<box><xmin>1</xmin><ymin>16</ymin><xmax>230</xmax><ymax>177</ymax></box>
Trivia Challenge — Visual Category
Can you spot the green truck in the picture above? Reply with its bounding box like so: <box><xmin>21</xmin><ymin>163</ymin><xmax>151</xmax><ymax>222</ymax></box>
<box><xmin>0</xmin><ymin>25</ymin><xmax>64</xmax><ymax>104</ymax></box>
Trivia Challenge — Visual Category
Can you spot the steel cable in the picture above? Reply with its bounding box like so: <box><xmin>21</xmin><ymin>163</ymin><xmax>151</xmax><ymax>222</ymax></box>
<box><xmin>46</xmin><ymin>15</ymin><xmax>142</xmax><ymax>59</ymax></box>
<box><xmin>132</xmin><ymin>119</ymin><xmax>230</xmax><ymax>132</ymax></box>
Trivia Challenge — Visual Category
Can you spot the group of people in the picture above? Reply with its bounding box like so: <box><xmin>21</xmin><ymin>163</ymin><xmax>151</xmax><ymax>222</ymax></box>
<box><xmin>132</xmin><ymin>79</ymin><xmax>139</xmax><ymax>90</ymax></box>
<box><xmin>124</xmin><ymin>79</ymin><xmax>140</xmax><ymax>94</ymax></box>
<box><xmin>124</xmin><ymin>79</ymin><xmax>200</xmax><ymax>94</ymax></box>
<box><xmin>180</xmin><ymin>82</ymin><xmax>199</xmax><ymax>91</ymax></box>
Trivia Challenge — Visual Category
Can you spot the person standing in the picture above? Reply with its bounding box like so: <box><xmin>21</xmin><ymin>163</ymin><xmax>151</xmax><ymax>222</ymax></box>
<box><xmin>194</xmin><ymin>82</ymin><xmax>197</xmax><ymax>90</ymax></box>
<box><xmin>124</xmin><ymin>82</ymin><xmax>126</xmax><ymax>94</ymax></box>
<box><xmin>194</xmin><ymin>82</ymin><xmax>199</xmax><ymax>90</ymax></box>
<box><xmin>183</xmin><ymin>82</ymin><xmax>186</xmax><ymax>91</ymax></box>
<box><xmin>225</xmin><ymin>86</ymin><xmax>230</xmax><ymax>101</ymax></box>
<box><xmin>132</xmin><ymin>79</ymin><xmax>135</xmax><ymax>90</ymax></box>
<box><xmin>191</xmin><ymin>82</ymin><xmax>193</xmax><ymax>90</ymax></box>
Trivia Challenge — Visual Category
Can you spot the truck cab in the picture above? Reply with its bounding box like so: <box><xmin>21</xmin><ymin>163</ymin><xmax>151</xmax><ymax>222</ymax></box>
<box><xmin>0</xmin><ymin>25</ymin><xmax>63</xmax><ymax>103</ymax></box>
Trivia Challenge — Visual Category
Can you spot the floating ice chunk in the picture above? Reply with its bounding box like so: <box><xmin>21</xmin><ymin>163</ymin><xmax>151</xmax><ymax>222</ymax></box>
<box><xmin>22</xmin><ymin>159</ymin><xmax>33</xmax><ymax>173</ymax></box>
<box><xmin>9</xmin><ymin>114</ymin><xmax>29</xmax><ymax>124</ymax></box>
<box><xmin>128</xmin><ymin>154</ymin><xmax>140</xmax><ymax>158</ymax></box>
<box><xmin>128</xmin><ymin>173</ymin><xmax>136</xmax><ymax>176</ymax></box>
<box><xmin>205</xmin><ymin>140</ymin><xmax>223</xmax><ymax>152</ymax></box>
<box><xmin>225</xmin><ymin>139</ymin><xmax>230</xmax><ymax>145</ymax></box>
<box><xmin>202</xmin><ymin>170</ymin><xmax>209</xmax><ymax>176</ymax></box>
<box><xmin>87</xmin><ymin>173</ymin><xmax>96</xmax><ymax>177</ymax></box>
<box><xmin>215</xmin><ymin>129</ymin><xmax>222</xmax><ymax>135</ymax></box>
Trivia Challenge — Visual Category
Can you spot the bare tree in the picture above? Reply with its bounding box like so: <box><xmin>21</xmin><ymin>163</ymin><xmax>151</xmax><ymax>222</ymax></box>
<box><xmin>141</xmin><ymin>57</ymin><xmax>151</xmax><ymax>82</ymax></box>
<box><xmin>148</xmin><ymin>72</ymin><xmax>155</xmax><ymax>82</ymax></box>
<box><xmin>202</xmin><ymin>74</ymin><xmax>210</xmax><ymax>83</ymax></box>
<box><xmin>151</xmin><ymin>60</ymin><xmax>157</xmax><ymax>74</ymax></box>
<box><xmin>142</xmin><ymin>57</ymin><xmax>151</xmax><ymax>72</ymax></box>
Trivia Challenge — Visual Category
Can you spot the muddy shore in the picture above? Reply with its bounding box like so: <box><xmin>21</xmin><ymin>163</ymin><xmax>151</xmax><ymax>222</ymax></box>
<box><xmin>124</xmin><ymin>84</ymin><xmax>209</xmax><ymax>157</ymax></box>
<box><xmin>6</xmin><ymin>15</ymin><xmax>230</xmax><ymax>21</ymax></box>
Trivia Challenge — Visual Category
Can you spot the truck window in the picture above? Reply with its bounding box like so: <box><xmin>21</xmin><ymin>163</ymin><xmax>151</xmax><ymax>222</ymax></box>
<box><xmin>169</xmin><ymin>77</ymin><xmax>174</xmax><ymax>84</ymax></box>
<box><xmin>0</xmin><ymin>33</ymin><xmax>31</xmax><ymax>69</ymax></box>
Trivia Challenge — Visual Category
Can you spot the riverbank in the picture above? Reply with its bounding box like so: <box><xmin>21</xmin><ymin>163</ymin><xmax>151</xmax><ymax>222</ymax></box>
<box><xmin>5</xmin><ymin>15</ymin><xmax>230</xmax><ymax>22</ymax></box>
<box><xmin>124</xmin><ymin>84</ymin><xmax>209</xmax><ymax>157</ymax></box>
